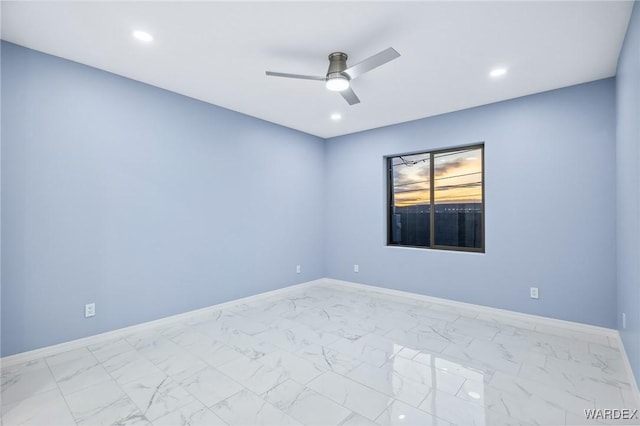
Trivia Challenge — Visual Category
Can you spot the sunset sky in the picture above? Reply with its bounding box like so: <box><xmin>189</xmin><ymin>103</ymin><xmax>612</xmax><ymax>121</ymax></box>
<box><xmin>391</xmin><ymin>147</ymin><xmax>482</xmax><ymax>207</ymax></box>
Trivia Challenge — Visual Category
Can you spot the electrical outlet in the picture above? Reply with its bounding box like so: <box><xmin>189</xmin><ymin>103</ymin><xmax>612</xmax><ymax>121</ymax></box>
<box><xmin>623</xmin><ymin>312</ymin><xmax>626</xmax><ymax>329</ymax></box>
<box><xmin>85</xmin><ymin>303</ymin><xmax>96</xmax><ymax>318</ymax></box>
<box><xmin>354</xmin><ymin>264</ymin><xmax>359</xmax><ymax>273</ymax></box>
<box><xmin>296</xmin><ymin>265</ymin><xmax>301</xmax><ymax>274</ymax></box>
<box><xmin>530</xmin><ymin>287</ymin><xmax>539</xmax><ymax>299</ymax></box>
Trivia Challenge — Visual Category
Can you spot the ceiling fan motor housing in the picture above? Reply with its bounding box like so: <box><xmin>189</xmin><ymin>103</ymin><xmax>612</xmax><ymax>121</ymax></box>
<box><xmin>265</xmin><ymin>47</ymin><xmax>399</xmax><ymax>105</ymax></box>
<box><xmin>327</xmin><ymin>52</ymin><xmax>349</xmax><ymax>80</ymax></box>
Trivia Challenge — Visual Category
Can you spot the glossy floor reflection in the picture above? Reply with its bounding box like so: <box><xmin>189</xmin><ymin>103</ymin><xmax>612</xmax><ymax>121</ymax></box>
<box><xmin>2</xmin><ymin>282</ymin><xmax>639</xmax><ymax>425</ymax></box>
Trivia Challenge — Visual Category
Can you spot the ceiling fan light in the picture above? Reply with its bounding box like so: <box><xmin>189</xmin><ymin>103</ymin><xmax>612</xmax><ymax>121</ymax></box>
<box><xmin>326</xmin><ymin>75</ymin><xmax>350</xmax><ymax>92</ymax></box>
<box><xmin>132</xmin><ymin>30</ymin><xmax>153</xmax><ymax>42</ymax></box>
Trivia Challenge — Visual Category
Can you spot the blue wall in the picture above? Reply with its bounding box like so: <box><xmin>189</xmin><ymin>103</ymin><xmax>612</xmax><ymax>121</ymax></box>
<box><xmin>0</xmin><ymin>42</ymin><xmax>325</xmax><ymax>356</ymax></box>
<box><xmin>324</xmin><ymin>79</ymin><xmax>617</xmax><ymax>328</ymax></box>
<box><xmin>616</xmin><ymin>2</ymin><xmax>640</xmax><ymax>385</ymax></box>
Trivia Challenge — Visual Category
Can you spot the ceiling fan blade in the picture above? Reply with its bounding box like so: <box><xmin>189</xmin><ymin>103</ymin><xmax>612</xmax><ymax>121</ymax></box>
<box><xmin>340</xmin><ymin>87</ymin><xmax>360</xmax><ymax>105</ymax></box>
<box><xmin>342</xmin><ymin>47</ymin><xmax>400</xmax><ymax>80</ymax></box>
<box><xmin>265</xmin><ymin>71</ymin><xmax>325</xmax><ymax>81</ymax></box>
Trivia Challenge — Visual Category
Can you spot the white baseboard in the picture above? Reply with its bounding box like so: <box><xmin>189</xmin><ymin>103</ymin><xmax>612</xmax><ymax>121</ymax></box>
<box><xmin>0</xmin><ymin>279</ymin><xmax>322</xmax><ymax>368</ymax></box>
<box><xmin>3</xmin><ymin>276</ymin><xmax>638</xmax><ymax>406</ymax></box>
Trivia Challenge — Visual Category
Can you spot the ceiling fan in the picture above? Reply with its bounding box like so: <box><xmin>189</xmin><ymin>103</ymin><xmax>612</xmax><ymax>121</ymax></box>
<box><xmin>265</xmin><ymin>47</ymin><xmax>400</xmax><ymax>105</ymax></box>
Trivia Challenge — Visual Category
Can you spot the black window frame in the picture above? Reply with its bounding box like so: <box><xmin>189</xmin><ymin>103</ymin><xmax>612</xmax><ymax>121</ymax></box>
<box><xmin>386</xmin><ymin>143</ymin><xmax>485</xmax><ymax>253</ymax></box>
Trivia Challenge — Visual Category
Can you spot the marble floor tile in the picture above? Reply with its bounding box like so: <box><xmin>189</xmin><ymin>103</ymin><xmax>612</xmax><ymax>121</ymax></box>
<box><xmin>518</xmin><ymin>356</ymin><xmax>630</xmax><ymax>408</ymax></box>
<box><xmin>328</xmin><ymin>337</ymin><xmax>394</xmax><ymax>368</ymax></box>
<box><xmin>588</xmin><ymin>343</ymin><xmax>628</xmax><ymax>371</ymax></box>
<box><xmin>255</xmin><ymin>328</ymin><xmax>316</xmax><ymax>353</ymax></box>
<box><xmin>263</xmin><ymin>379</ymin><xmax>352</xmax><ymax>425</ymax></box>
<box><xmin>346</xmin><ymin>362</ymin><xmax>432</xmax><ymax>407</ymax></box>
<box><xmin>284</xmin><ymin>307</ymin><xmax>341</xmax><ymax>329</ymax></box>
<box><xmin>121</xmin><ymin>372</ymin><xmax>195</xmax><ymax>421</ymax></box>
<box><xmin>184</xmin><ymin>309</ymin><xmax>239</xmax><ymax>329</ymax></box>
<box><xmin>565</xmin><ymin>410</ymin><xmax>608</xmax><ymax>426</ymax></box>
<box><xmin>192</xmin><ymin>314</ymin><xmax>268</xmax><ymax>343</ymax></box>
<box><xmin>491</xmin><ymin>370</ymin><xmax>596</xmax><ymax>415</ymax></box>
<box><xmin>221</xmin><ymin>316</ymin><xmax>272</xmax><ymax>338</ymax></box>
<box><xmin>384</xmin><ymin>329</ymin><xmax>450</xmax><ymax>354</ymax></box>
<box><xmin>223</xmin><ymin>332</ymin><xmax>279</xmax><ymax>360</ymax></box>
<box><xmin>258</xmin><ymin>350</ymin><xmax>324</xmax><ymax>384</ymax></box>
<box><xmin>183</xmin><ymin>339</ymin><xmax>241</xmax><ymax>367</ymax></box>
<box><xmin>264</xmin><ymin>316</ymin><xmax>303</xmax><ymax>331</ymax></box>
<box><xmin>483</xmin><ymin>410</ymin><xmax>524</xmax><ymax>426</ymax></box>
<box><xmin>47</xmin><ymin>350</ymin><xmax>113</xmax><ymax>395</ymax></box>
<box><xmin>484</xmin><ymin>384</ymin><xmax>567</xmax><ymax>425</ymax></box>
<box><xmin>159</xmin><ymin>323</ymin><xmax>206</xmax><ymax>344</ymax></box>
<box><xmin>126</xmin><ymin>334</ymin><xmax>181</xmax><ymax>363</ymax></box>
<box><xmin>413</xmin><ymin>353</ymin><xmax>488</xmax><ymax>383</ymax></box>
<box><xmin>366</xmin><ymin>311</ymin><xmax>421</xmax><ymax>334</ymax></box>
<box><xmin>99</xmin><ymin>349</ymin><xmax>162</xmax><ymax>385</ymax></box>
<box><xmin>355</xmin><ymin>333</ymin><xmax>405</xmax><ymax>355</ymax></box>
<box><xmin>384</xmin><ymin>356</ymin><xmax>466</xmax><ymax>396</ymax></box>
<box><xmin>411</xmin><ymin>322</ymin><xmax>475</xmax><ymax>348</ymax></box>
<box><xmin>2</xmin><ymin>283</ymin><xmax>638</xmax><ymax>426</ymax></box>
<box><xmin>152</xmin><ymin>400</ymin><xmax>228</xmax><ymax>426</ymax></box>
<box><xmin>547</xmin><ymin>349</ymin><xmax>631</xmax><ymax>385</ymax></box>
<box><xmin>609</xmin><ymin>335</ymin><xmax>621</xmax><ymax>349</ymax></box>
<box><xmin>88</xmin><ymin>338</ymin><xmax>134</xmax><ymax>363</ymax></box>
<box><xmin>1</xmin><ymin>361</ymin><xmax>58</xmax><ymax>407</ymax></box>
<box><xmin>621</xmin><ymin>385</ymin><xmax>640</xmax><ymax>410</ymax></box>
<box><xmin>394</xmin><ymin>346</ymin><xmax>421</xmax><ymax>360</ymax></box>
<box><xmin>493</xmin><ymin>327</ymin><xmax>590</xmax><ymax>362</ymax></box>
<box><xmin>307</xmin><ymin>371</ymin><xmax>392</xmax><ymax>420</ymax></box>
<box><xmin>419</xmin><ymin>388</ymin><xmax>487</xmax><ymax>425</ymax></box>
<box><xmin>339</xmin><ymin>412</ymin><xmax>379</xmax><ymax>426</ymax></box>
<box><xmin>2</xmin><ymin>388</ymin><xmax>76</xmax><ymax>426</ymax></box>
<box><xmin>475</xmin><ymin>312</ymin><xmax>537</xmax><ymax>332</ymax></box>
<box><xmin>179</xmin><ymin>367</ymin><xmax>243</xmax><ymax>407</ymax></box>
<box><xmin>441</xmin><ymin>339</ymin><xmax>521</xmax><ymax>376</ymax></box>
<box><xmin>153</xmin><ymin>350</ymin><xmax>209</xmax><ymax>383</ymax></box>
<box><xmin>1</xmin><ymin>359</ymin><xmax>49</xmax><ymax>379</ymax></box>
<box><xmin>288</xmin><ymin>324</ymin><xmax>342</xmax><ymax>346</ymax></box>
<box><xmin>216</xmin><ymin>355</ymin><xmax>288</xmax><ymax>395</ymax></box>
<box><xmin>210</xmin><ymin>389</ymin><xmax>299</xmax><ymax>425</ymax></box>
<box><xmin>453</xmin><ymin>374</ymin><xmax>485</xmax><ymax>398</ymax></box>
<box><xmin>65</xmin><ymin>380</ymin><xmax>149</xmax><ymax>426</ymax></box>
<box><xmin>320</xmin><ymin>322</ymin><xmax>372</xmax><ymax>341</ymax></box>
<box><xmin>534</xmin><ymin>324</ymin><xmax>610</xmax><ymax>346</ymax></box>
<box><xmin>45</xmin><ymin>347</ymin><xmax>94</xmax><ymax>367</ymax></box>
<box><xmin>295</xmin><ymin>344</ymin><xmax>363</xmax><ymax>375</ymax></box>
<box><xmin>409</xmin><ymin>306</ymin><xmax>461</xmax><ymax>324</ymax></box>
<box><xmin>375</xmin><ymin>399</ymin><xmax>451</xmax><ymax>426</ymax></box>
<box><xmin>130</xmin><ymin>335</ymin><xmax>208</xmax><ymax>382</ymax></box>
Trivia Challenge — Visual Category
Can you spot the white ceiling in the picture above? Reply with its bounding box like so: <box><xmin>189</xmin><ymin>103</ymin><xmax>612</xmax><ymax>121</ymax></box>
<box><xmin>1</xmin><ymin>1</ymin><xmax>634</xmax><ymax>138</ymax></box>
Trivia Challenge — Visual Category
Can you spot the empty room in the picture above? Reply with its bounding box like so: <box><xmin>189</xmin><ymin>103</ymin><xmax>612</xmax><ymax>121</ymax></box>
<box><xmin>1</xmin><ymin>1</ymin><xmax>639</xmax><ymax>425</ymax></box>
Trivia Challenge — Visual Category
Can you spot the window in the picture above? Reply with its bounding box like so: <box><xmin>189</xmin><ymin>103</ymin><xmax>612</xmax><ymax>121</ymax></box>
<box><xmin>387</xmin><ymin>144</ymin><xmax>484</xmax><ymax>252</ymax></box>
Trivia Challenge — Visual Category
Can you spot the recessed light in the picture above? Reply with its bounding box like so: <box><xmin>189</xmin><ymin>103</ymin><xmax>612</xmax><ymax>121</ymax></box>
<box><xmin>398</xmin><ymin>414</ymin><xmax>406</xmax><ymax>420</ymax></box>
<box><xmin>468</xmin><ymin>391</ymin><xmax>481</xmax><ymax>399</ymax></box>
<box><xmin>331</xmin><ymin>113</ymin><xmax>342</xmax><ymax>121</ymax></box>
<box><xmin>490</xmin><ymin>67</ymin><xmax>507</xmax><ymax>78</ymax></box>
<box><xmin>133</xmin><ymin>30</ymin><xmax>153</xmax><ymax>42</ymax></box>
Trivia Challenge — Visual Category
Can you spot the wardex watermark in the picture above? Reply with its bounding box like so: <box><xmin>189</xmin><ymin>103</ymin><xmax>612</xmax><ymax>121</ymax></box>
<box><xmin>584</xmin><ymin>409</ymin><xmax>638</xmax><ymax>420</ymax></box>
